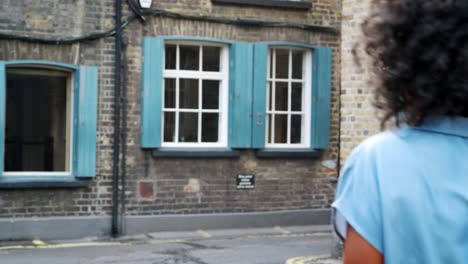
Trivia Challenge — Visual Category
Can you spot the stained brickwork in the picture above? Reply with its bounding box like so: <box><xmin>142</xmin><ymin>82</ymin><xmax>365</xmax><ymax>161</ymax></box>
<box><xmin>0</xmin><ymin>0</ymin><xmax>341</xmax><ymax>219</ymax></box>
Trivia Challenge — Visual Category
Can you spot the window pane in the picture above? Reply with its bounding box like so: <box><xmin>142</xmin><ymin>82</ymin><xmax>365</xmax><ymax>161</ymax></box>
<box><xmin>291</xmin><ymin>83</ymin><xmax>303</xmax><ymax>111</ymax></box>
<box><xmin>179</xmin><ymin>79</ymin><xmax>199</xmax><ymax>109</ymax></box>
<box><xmin>203</xmin><ymin>46</ymin><xmax>221</xmax><ymax>72</ymax></box>
<box><xmin>267</xmin><ymin>114</ymin><xmax>273</xmax><ymax>144</ymax></box>
<box><xmin>164</xmin><ymin>78</ymin><xmax>176</xmax><ymax>108</ymax></box>
<box><xmin>179</xmin><ymin>113</ymin><xmax>198</xmax><ymax>142</ymax></box>
<box><xmin>180</xmin><ymin>45</ymin><xmax>199</xmax><ymax>70</ymax></box>
<box><xmin>165</xmin><ymin>44</ymin><xmax>177</xmax><ymax>69</ymax></box>
<box><xmin>267</xmin><ymin>82</ymin><xmax>273</xmax><ymax>111</ymax></box>
<box><xmin>202</xmin><ymin>113</ymin><xmax>219</xmax><ymax>142</ymax></box>
<box><xmin>202</xmin><ymin>80</ymin><xmax>220</xmax><ymax>109</ymax></box>
<box><xmin>275</xmin><ymin>49</ymin><xmax>289</xmax><ymax>79</ymax></box>
<box><xmin>291</xmin><ymin>115</ymin><xmax>302</xmax><ymax>144</ymax></box>
<box><xmin>275</xmin><ymin>82</ymin><xmax>288</xmax><ymax>111</ymax></box>
<box><xmin>5</xmin><ymin>71</ymin><xmax>69</xmax><ymax>172</ymax></box>
<box><xmin>269</xmin><ymin>49</ymin><xmax>274</xmax><ymax>78</ymax></box>
<box><xmin>292</xmin><ymin>50</ymin><xmax>304</xmax><ymax>79</ymax></box>
<box><xmin>274</xmin><ymin>114</ymin><xmax>287</xmax><ymax>144</ymax></box>
<box><xmin>163</xmin><ymin>112</ymin><xmax>175</xmax><ymax>142</ymax></box>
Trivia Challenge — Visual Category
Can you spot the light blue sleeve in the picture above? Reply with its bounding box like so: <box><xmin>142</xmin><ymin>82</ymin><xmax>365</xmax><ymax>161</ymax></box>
<box><xmin>332</xmin><ymin>144</ymin><xmax>384</xmax><ymax>253</ymax></box>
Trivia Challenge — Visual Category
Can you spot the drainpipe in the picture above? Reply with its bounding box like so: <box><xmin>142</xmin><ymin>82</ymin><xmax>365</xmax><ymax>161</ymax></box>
<box><xmin>119</xmin><ymin>35</ymin><xmax>129</xmax><ymax>234</ymax></box>
<box><xmin>112</xmin><ymin>0</ymin><xmax>122</xmax><ymax>237</ymax></box>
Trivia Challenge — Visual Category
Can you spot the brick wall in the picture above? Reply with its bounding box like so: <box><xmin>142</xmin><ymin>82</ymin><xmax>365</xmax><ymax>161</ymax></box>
<box><xmin>0</xmin><ymin>0</ymin><xmax>341</xmax><ymax>218</ymax></box>
<box><xmin>0</xmin><ymin>0</ymin><xmax>115</xmax><ymax>217</ymax></box>
<box><xmin>123</xmin><ymin>0</ymin><xmax>342</xmax><ymax>215</ymax></box>
<box><xmin>340</xmin><ymin>0</ymin><xmax>380</xmax><ymax>163</ymax></box>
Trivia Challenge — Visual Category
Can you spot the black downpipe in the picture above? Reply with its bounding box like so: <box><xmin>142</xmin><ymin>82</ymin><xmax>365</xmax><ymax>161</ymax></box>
<box><xmin>112</xmin><ymin>0</ymin><xmax>122</xmax><ymax>237</ymax></box>
<box><xmin>119</xmin><ymin>36</ymin><xmax>129</xmax><ymax>233</ymax></box>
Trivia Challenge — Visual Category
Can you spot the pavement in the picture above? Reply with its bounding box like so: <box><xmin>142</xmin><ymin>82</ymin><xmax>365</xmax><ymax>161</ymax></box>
<box><xmin>0</xmin><ymin>225</ymin><xmax>342</xmax><ymax>264</ymax></box>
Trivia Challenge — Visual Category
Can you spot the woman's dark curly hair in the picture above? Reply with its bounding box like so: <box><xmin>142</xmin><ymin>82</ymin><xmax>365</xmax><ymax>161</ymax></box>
<box><xmin>360</xmin><ymin>0</ymin><xmax>468</xmax><ymax>127</ymax></box>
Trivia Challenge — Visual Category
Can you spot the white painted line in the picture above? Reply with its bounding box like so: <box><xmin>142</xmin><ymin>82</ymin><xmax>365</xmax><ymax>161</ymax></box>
<box><xmin>196</xmin><ymin>229</ymin><xmax>212</xmax><ymax>238</ymax></box>
<box><xmin>147</xmin><ymin>239</ymin><xmax>186</xmax><ymax>245</ymax></box>
<box><xmin>285</xmin><ymin>255</ymin><xmax>330</xmax><ymax>264</ymax></box>
<box><xmin>274</xmin><ymin>226</ymin><xmax>292</xmax><ymax>234</ymax></box>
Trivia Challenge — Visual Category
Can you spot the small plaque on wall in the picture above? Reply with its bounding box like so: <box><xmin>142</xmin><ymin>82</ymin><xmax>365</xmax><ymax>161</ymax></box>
<box><xmin>139</xmin><ymin>0</ymin><xmax>152</xmax><ymax>8</ymax></box>
<box><xmin>237</xmin><ymin>174</ymin><xmax>255</xmax><ymax>189</ymax></box>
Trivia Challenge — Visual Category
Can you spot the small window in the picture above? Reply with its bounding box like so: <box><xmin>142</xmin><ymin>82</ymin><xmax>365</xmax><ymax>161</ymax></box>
<box><xmin>162</xmin><ymin>42</ymin><xmax>229</xmax><ymax>147</ymax></box>
<box><xmin>265</xmin><ymin>47</ymin><xmax>311</xmax><ymax>148</ymax></box>
<box><xmin>4</xmin><ymin>68</ymin><xmax>73</xmax><ymax>174</ymax></box>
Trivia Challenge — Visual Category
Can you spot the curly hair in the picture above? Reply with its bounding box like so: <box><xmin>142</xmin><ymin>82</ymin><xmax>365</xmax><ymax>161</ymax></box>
<box><xmin>359</xmin><ymin>0</ymin><xmax>468</xmax><ymax>127</ymax></box>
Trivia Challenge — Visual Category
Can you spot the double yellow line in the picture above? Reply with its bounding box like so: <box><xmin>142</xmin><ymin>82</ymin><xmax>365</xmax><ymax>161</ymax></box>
<box><xmin>0</xmin><ymin>239</ymin><xmax>130</xmax><ymax>250</ymax></box>
<box><xmin>0</xmin><ymin>231</ymin><xmax>332</xmax><ymax>252</ymax></box>
<box><xmin>0</xmin><ymin>238</ymin><xmax>194</xmax><ymax>251</ymax></box>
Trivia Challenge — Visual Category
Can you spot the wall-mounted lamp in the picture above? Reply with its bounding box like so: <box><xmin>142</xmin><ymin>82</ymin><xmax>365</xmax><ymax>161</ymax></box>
<box><xmin>139</xmin><ymin>0</ymin><xmax>152</xmax><ymax>8</ymax></box>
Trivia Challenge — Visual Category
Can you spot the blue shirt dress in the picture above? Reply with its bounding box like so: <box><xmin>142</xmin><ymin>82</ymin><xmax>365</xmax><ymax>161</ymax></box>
<box><xmin>332</xmin><ymin>116</ymin><xmax>468</xmax><ymax>263</ymax></box>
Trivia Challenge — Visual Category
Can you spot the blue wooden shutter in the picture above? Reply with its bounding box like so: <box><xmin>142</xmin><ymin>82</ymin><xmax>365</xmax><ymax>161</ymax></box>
<box><xmin>141</xmin><ymin>37</ymin><xmax>163</xmax><ymax>148</ymax></box>
<box><xmin>311</xmin><ymin>47</ymin><xmax>332</xmax><ymax>149</ymax></box>
<box><xmin>0</xmin><ymin>62</ymin><xmax>5</xmax><ymax>176</ymax></box>
<box><xmin>76</xmin><ymin>66</ymin><xmax>98</xmax><ymax>177</ymax></box>
<box><xmin>252</xmin><ymin>44</ymin><xmax>268</xmax><ymax>148</ymax></box>
<box><xmin>228</xmin><ymin>42</ymin><xmax>253</xmax><ymax>148</ymax></box>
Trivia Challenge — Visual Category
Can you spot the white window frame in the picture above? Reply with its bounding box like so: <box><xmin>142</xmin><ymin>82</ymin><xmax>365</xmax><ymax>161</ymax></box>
<box><xmin>161</xmin><ymin>41</ymin><xmax>229</xmax><ymax>148</ymax></box>
<box><xmin>265</xmin><ymin>47</ymin><xmax>312</xmax><ymax>148</ymax></box>
<box><xmin>3</xmin><ymin>66</ymin><xmax>74</xmax><ymax>176</ymax></box>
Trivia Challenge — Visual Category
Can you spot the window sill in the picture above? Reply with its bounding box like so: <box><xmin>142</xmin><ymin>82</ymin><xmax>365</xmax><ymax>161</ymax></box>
<box><xmin>0</xmin><ymin>177</ymin><xmax>91</xmax><ymax>189</ymax></box>
<box><xmin>211</xmin><ymin>0</ymin><xmax>312</xmax><ymax>10</ymax></box>
<box><xmin>152</xmin><ymin>148</ymin><xmax>240</xmax><ymax>158</ymax></box>
<box><xmin>255</xmin><ymin>149</ymin><xmax>323</xmax><ymax>158</ymax></box>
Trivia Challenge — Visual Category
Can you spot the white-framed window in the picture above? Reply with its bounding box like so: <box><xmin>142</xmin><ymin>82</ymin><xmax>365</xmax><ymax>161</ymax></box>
<box><xmin>162</xmin><ymin>42</ymin><xmax>229</xmax><ymax>148</ymax></box>
<box><xmin>141</xmin><ymin>37</ymin><xmax>332</xmax><ymax>152</ymax></box>
<box><xmin>4</xmin><ymin>67</ymin><xmax>74</xmax><ymax>175</ymax></box>
<box><xmin>265</xmin><ymin>47</ymin><xmax>311</xmax><ymax>148</ymax></box>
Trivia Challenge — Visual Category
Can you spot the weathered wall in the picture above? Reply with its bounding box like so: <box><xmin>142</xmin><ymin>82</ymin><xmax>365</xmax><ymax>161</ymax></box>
<box><xmin>340</xmin><ymin>0</ymin><xmax>379</xmax><ymax>163</ymax></box>
<box><xmin>0</xmin><ymin>0</ymin><xmax>115</xmax><ymax>217</ymax></box>
<box><xmin>0</xmin><ymin>0</ymin><xmax>341</xmax><ymax>219</ymax></box>
<box><xmin>123</xmin><ymin>0</ymin><xmax>342</xmax><ymax>215</ymax></box>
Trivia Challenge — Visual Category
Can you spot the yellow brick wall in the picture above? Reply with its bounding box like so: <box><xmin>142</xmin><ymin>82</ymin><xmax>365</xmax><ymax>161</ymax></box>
<box><xmin>340</xmin><ymin>0</ymin><xmax>380</xmax><ymax>163</ymax></box>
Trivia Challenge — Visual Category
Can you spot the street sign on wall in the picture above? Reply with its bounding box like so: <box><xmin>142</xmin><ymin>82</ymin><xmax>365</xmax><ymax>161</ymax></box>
<box><xmin>237</xmin><ymin>174</ymin><xmax>255</xmax><ymax>189</ymax></box>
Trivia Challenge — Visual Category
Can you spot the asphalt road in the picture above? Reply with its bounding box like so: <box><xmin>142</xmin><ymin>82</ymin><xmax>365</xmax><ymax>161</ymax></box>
<box><xmin>0</xmin><ymin>225</ymin><xmax>340</xmax><ymax>264</ymax></box>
